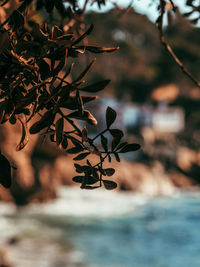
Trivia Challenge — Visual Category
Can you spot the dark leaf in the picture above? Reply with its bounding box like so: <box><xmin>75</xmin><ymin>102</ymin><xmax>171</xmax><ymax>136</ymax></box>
<box><xmin>85</xmin><ymin>46</ymin><xmax>120</xmax><ymax>53</ymax></box>
<box><xmin>110</xmin><ymin>129</ymin><xmax>124</xmax><ymax>151</ymax></box>
<box><xmin>80</xmin><ymin>80</ymin><xmax>110</xmax><ymax>93</ymax></box>
<box><xmin>51</xmin><ymin>25</ymin><xmax>63</xmax><ymax>39</ymax></box>
<box><xmin>114</xmin><ymin>152</ymin><xmax>120</xmax><ymax>162</ymax></box>
<box><xmin>74</xmin><ymin>58</ymin><xmax>96</xmax><ymax>83</ymax></box>
<box><xmin>9</xmin><ymin>10</ymin><xmax>24</xmax><ymax>30</ymax></box>
<box><xmin>16</xmin><ymin>117</ymin><xmax>29</xmax><ymax>151</ymax></box>
<box><xmin>119</xmin><ymin>143</ymin><xmax>141</xmax><ymax>153</ymax></box>
<box><xmin>103</xmin><ymin>180</ymin><xmax>117</xmax><ymax>190</ymax></box>
<box><xmin>104</xmin><ymin>168</ymin><xmax>115</xmax><ymax>176</ymax></box>
<box><xmin>72</xmin><ymin>176</ymin><xmax>84</xmax><ymax>183</ymax></box>
<box><xmin>2</xmin><ymin>100</ymin><xmax>15</xmax><ymax>123</ymax></box>
<box><xmin>67</xmin><ymin>110</ymin><xmax>98</xmax><ymax>125</ymax></box>
<box><xmin>36</xmin><ymin>0</ymin><xmax>44</xmax><ymax>10</ymax></box>
<box><xmin>37</xmin><ymin>59</ymin><xmax>51</xmax><ymax>80</ymax></box>
<box><xmin>183</xmin><ymin>11</ymin><xmax>193</xmax><ymax>17</ymax></box>
<box><xmin>82</xmin><ymin>127</ymin><xmax>88</xmax><ymax>142</ymax></box>
<box><xmin>67</xmin><ymin>146</ymin><xmax>84</xmax><ymax>154</ymax></box>
<box><xmin>0</xmin><ymin>153</ymin><xmax>11</xmax><ymax>188</ymax></box>
<box><xmin>82</xmin><ymin>185</ymin><xmax>100</xmax><ymax>190</ymax></box>
<box><xmin>61</xmin><ymin>136</ymin><xmax>68</xmax><ymax>149</ymax></box>
<box><xmin>74</xmin><ymin>163</ymin><xmax>84</xmax><ymax>173</ymax></box>
<box><xmin>101</xmin><ymin>134</ymin><xmax>108</xmax><ymax>152</ymax></box>
<box><xmin>55</xmin><ymin>118</ymin><xmax>64</xmax><ymax>146</ymax></box>
<box><xmin>72</xmin><ymin>24</ymin><xmax>94</xmax><ymax>46</ymax></box>
<box><xmin>53</xmin><ymin>56</ymin><xmax>66</xmax><ymax>76</ymax></box>
<box><xmin>106</xmin><ymin>106</ymin><xmax>117</xmax><ymax>128</ymax></box>
<box><xmin>85</xmin><ymin>175</ymin><xmax>99</xmax><ymax>185</ymax></box>
<box><xmin>116</xmin><ymin>142</ymin><xmax>128</xmax><ymax>151</ymax></box>
<box><xmin>98</xmin><ymin>166</ymin><xmax>106</xmax><ymax>175</ymax></box>
<box><xmin>45</xmin><ymin>0</ymin><xmax>55</xmax><ymax>12</ymax></box>
<box><xmin>73</xmin><ymin>152</ymin><xmax>90</xmax><ymax>161</ymax></box>
<box><xmin>30</xmin><ymin>110</ymin><xmax>55</xmax><ymax>134</ymax></box>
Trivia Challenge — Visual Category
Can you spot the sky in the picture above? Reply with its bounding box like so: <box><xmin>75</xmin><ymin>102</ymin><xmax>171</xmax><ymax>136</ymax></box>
<box><xmin>80</xmin><ymin>0</ymin><xmax>195</xmax><ymax>23</ymax></box>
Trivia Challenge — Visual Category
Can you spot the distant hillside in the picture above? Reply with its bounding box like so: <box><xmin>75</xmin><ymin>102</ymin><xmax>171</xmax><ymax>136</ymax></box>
<box><xmin>72</xmin><ymin>8</ymin><xmax>200</xmax><ymax>103</ymax></box>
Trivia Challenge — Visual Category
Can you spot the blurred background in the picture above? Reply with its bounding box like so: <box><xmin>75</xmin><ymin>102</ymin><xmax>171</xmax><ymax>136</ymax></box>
<box><xmin>0</xmin><ymin>0</ymin><xmax>200</xmax><ymax>266</ymax></box>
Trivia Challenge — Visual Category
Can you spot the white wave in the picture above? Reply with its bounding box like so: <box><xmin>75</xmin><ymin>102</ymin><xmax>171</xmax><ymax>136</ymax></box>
<box><xmin>23</xmin><ymin>186</ymin><xmax>149</xmax><ymax>219</ymax></box>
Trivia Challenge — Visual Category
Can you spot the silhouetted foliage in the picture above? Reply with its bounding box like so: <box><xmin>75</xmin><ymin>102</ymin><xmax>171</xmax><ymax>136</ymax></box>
<box><xmin>0</xmin><ymin>0</ymin><xmax>199</xmax><ymax>190</ymax></box>
<box><xmin>0</xmin><ymin>0</ymin><xmax>141</xmax><ymax>190</ymax></box>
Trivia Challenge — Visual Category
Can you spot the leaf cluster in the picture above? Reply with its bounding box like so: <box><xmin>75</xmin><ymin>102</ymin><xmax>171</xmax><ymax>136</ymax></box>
<box><xmin>0</xmin><ymin>0</ymin><xmax>140</xmax><ymax>190</ymax></box>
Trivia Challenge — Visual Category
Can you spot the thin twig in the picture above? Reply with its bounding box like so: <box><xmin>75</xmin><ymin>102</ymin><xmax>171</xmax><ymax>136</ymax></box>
<box><xmin>157</xmin><ymin>0</ymin><xmax>200</xmax><ymax>88</ymax></box>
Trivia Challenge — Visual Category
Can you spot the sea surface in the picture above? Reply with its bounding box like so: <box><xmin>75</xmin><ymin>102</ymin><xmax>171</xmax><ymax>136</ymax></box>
<box><xmin>1</xmin><ymin>187</ymin><xmax>200</xmax><ymax>267</ymax></box>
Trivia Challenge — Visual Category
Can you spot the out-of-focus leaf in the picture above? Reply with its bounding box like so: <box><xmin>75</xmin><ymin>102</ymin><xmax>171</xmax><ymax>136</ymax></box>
<box><xmin>51</xmin><ymin>25</ymin><xmax>63</xmax><ymax>39</ymax></box>
<box><xmin>9</xmin><ymin>10</ymin><xmax>24</xmax><ymax>30</ymax></box>
<box><xmin>106</xmin><ymin>106</ymin><xmax>116</xmax><ymax>128</ymax></box>
<box><xmin>79</xmin><ymin>80</ymin><xmax>110</xmax><ymax>93</ymax></box>
<box><xmin>45</xmin><ymin>0</ymin><xmax>55</xmax><ymax>13</ymax></box>
<box><xmin>0</xmin><ymin>153</ymin><xmax>11</xmax><ymax>188</ymax></box>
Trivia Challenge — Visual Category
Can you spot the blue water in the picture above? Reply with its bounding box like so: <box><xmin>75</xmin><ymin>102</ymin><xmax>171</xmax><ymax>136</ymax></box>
<box><xmin>64</xmin><ymin>193</ymin><xmax>200</xmax><ymax>267</ymax></box>
<box><xmin>1</xmin><ymin>189</ymin><xmax>200</xmax><ymax>267</ymax></box>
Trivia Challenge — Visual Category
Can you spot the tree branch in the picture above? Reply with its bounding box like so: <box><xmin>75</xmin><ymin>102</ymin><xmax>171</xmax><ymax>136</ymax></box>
<box><xmin>157</xmin><ymin>0</ymin><xmax>200</xmax><ymax>88</ymax></box>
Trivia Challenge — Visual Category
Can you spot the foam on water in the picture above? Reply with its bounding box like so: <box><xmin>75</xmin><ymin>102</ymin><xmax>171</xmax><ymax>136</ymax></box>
<box><xmin>22</xmin><ymin>186</ymin><xmax>148</xmax><ymax>219</ymax></box>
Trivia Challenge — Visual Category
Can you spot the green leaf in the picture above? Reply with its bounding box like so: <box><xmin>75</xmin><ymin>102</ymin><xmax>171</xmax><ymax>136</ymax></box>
<box><xmin>103</xmin><ymin>180</ymin><xmax>117</xmax><ymax>190</ymax></box>
<box><xmin>106</xmin><ymin>106</ymin><xmax>116</xmax><ymax>128</ymax></box>
<box><xmin>119</xmin><ymin>143</ymin><xmax>141</xmax><ymax>153</ymax></box>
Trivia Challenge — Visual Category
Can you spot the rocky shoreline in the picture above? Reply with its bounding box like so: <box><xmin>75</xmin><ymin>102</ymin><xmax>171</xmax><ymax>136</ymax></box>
<box><xmin>0</xmin><ymin>123</ymin><xmax>198</xmax><ymax>205</ymax></box>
